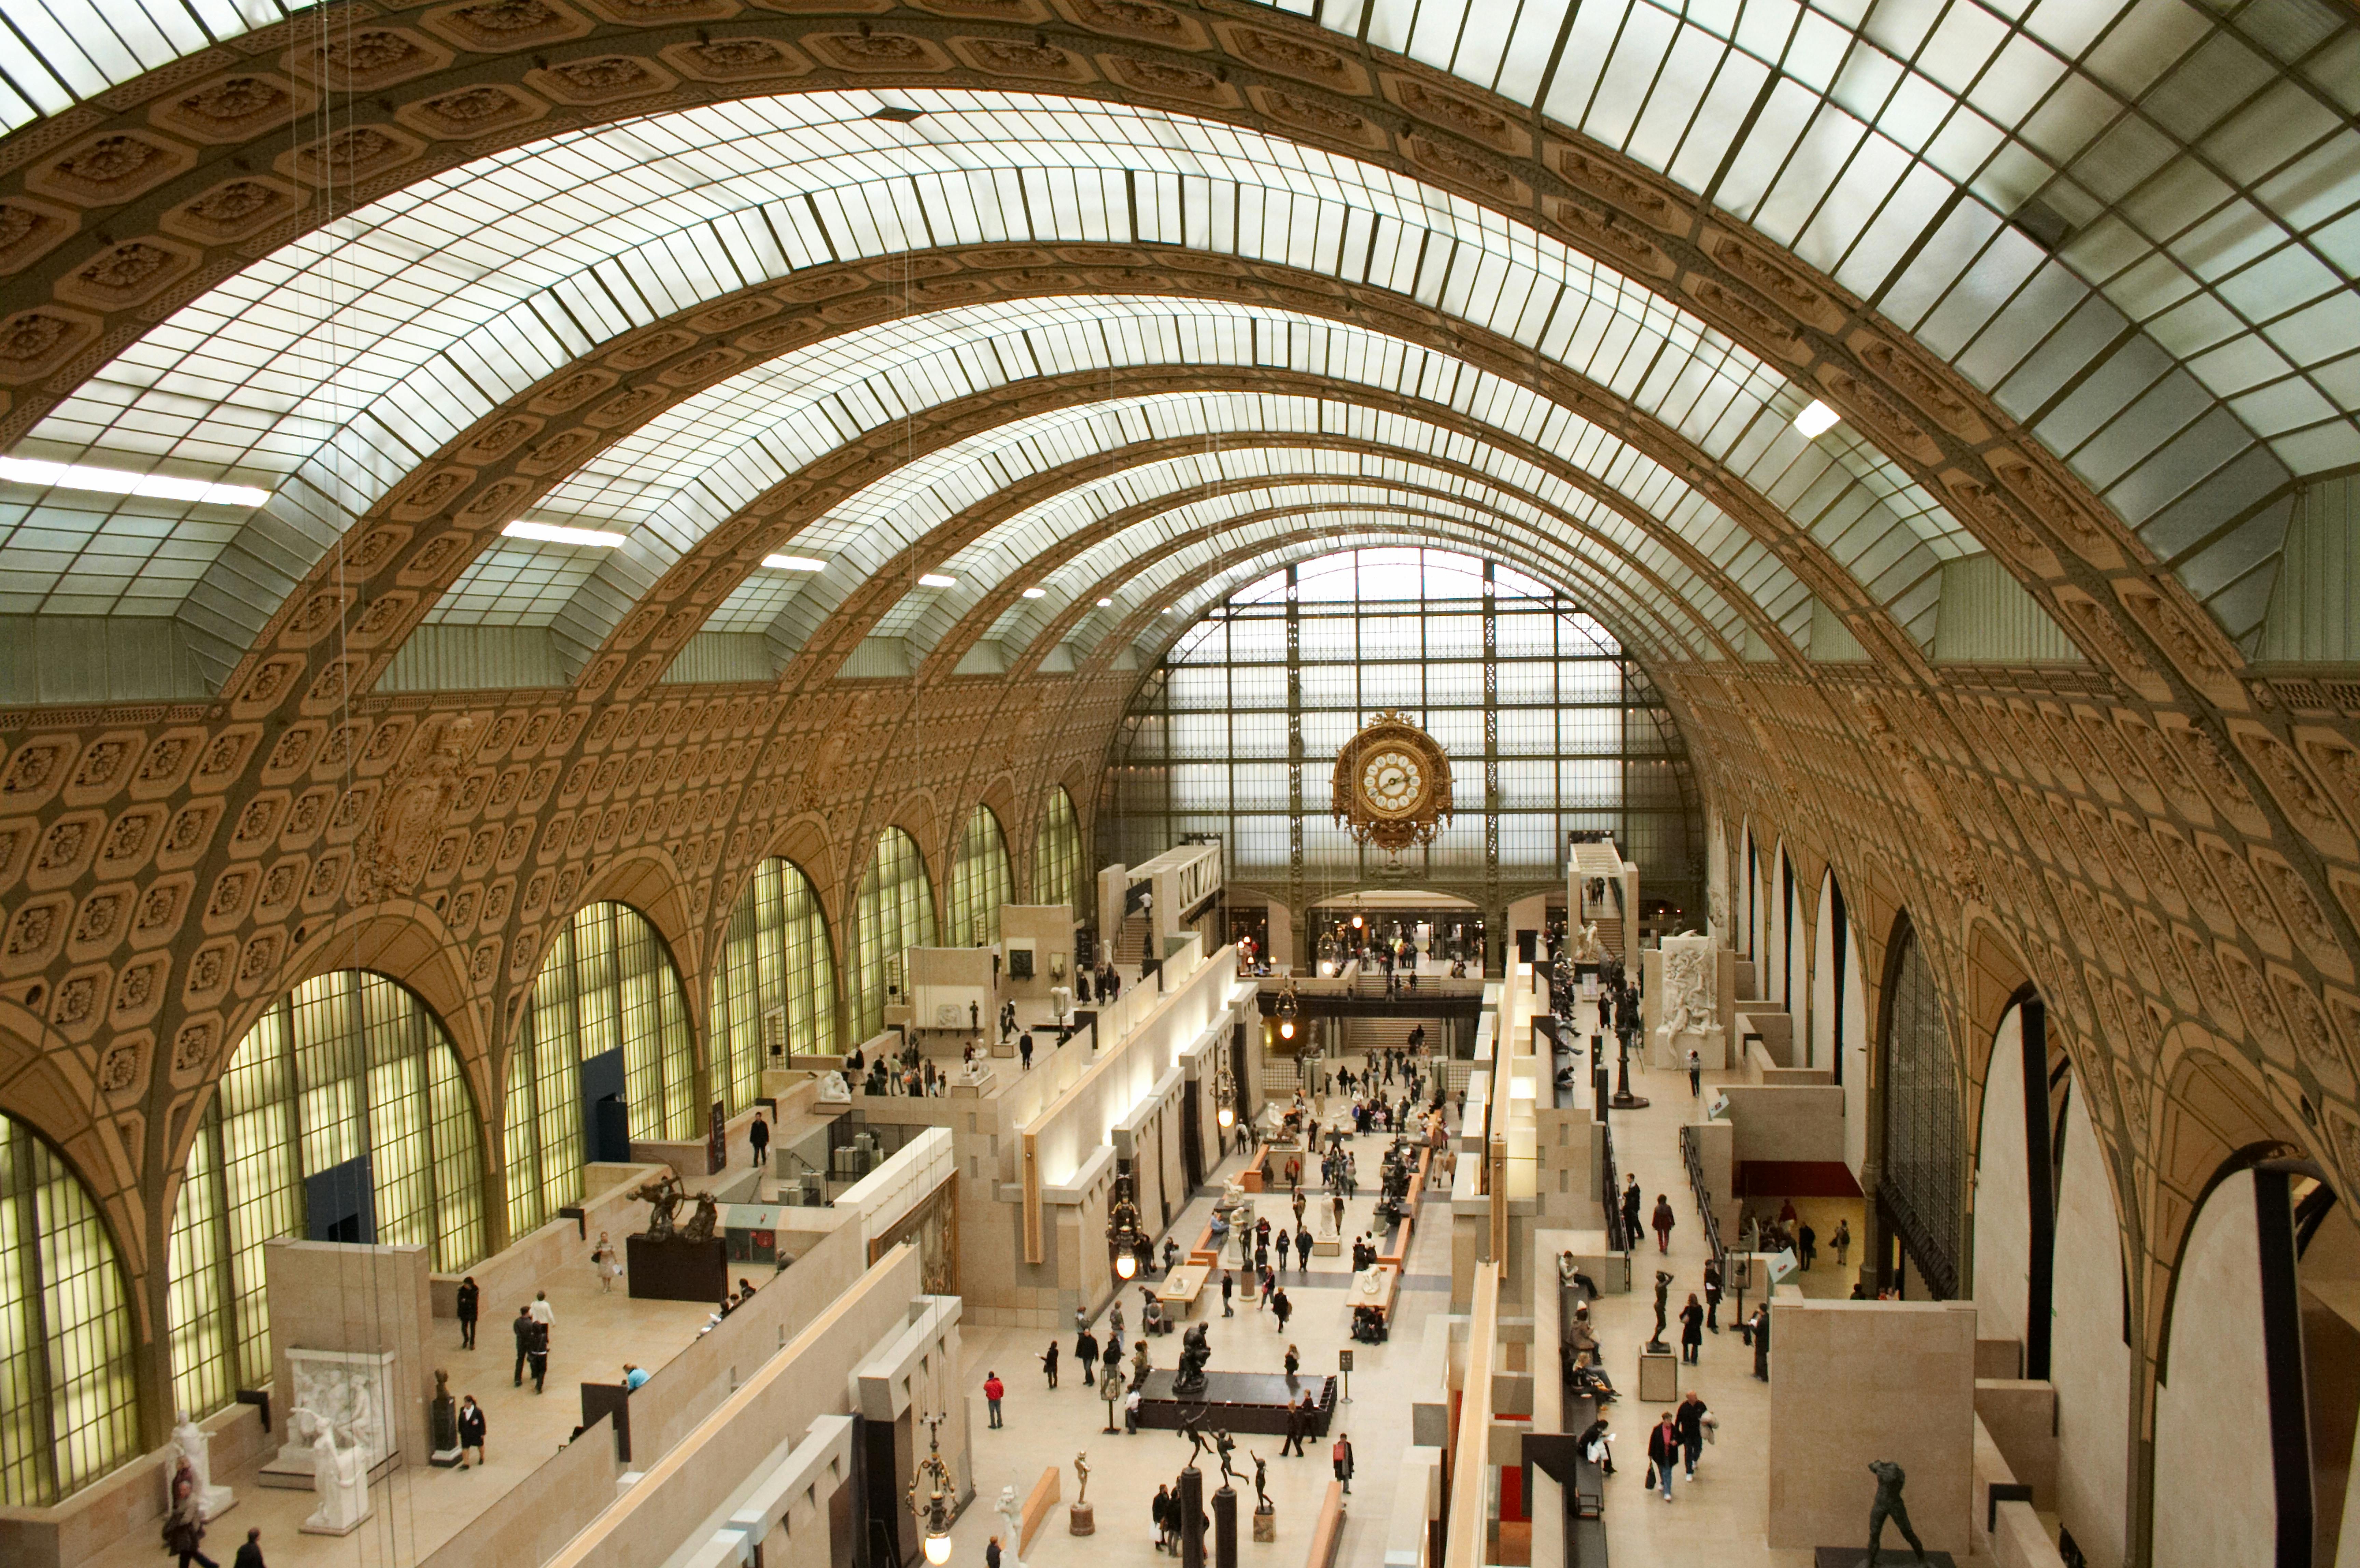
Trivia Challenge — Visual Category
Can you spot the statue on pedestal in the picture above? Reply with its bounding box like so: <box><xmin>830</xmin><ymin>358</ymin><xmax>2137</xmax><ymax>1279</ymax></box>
<box><xmin>1174</xmin><ymin>1323</ymin><xmax>1212</xmax><ymax>1396</ymax></box>
<box><xmin>1646</xmin><ymin>1270</ymin><xmax>1674</xmax><ymax>1354</ymax></box>
<box><xmin>1213</xmin><ymin>1429</ymin><xmax>1238</xmax><ymax>1488</ymax></box>
<box><xmin>1865</xmin><ymin>1460</ymin><xmax>1928</xmax><ymax>1566</ymax></box>
<box><xmin>170</xmin><ymin>1411</ymin><xmax>234</xmax><ymax>1521</ymax></box>
<box><xmin>679</xmin><ymin>1190</ymin><xmax>720</xmax><ymax>1244</ymax></box>
<box><xmin>1250</xmin><ymin>1452</ymin><xmax>1270</xmax><ymax>1513</ymax></box>
<box><xmin>1068</xmin><ymin>1451</ymin><xmax>1095</xmax><ymax>1536</ymax></box>
<box><xmin>818</xmin><ymin>1070</ymin><xmax>852</xmax><ymax>1104</ymax></box>
<box><xmin>293</xmin><ymin>1408</ymin><xmax>370</xmax><ymax>1535</ymax></box>
<box><xmin>430</xmin><ymin>1370</ymin><xmax>460</xmax><ymax>1465</ymax></box>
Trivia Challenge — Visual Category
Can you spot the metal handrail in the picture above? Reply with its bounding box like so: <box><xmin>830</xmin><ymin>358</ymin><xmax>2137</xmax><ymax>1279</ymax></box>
<box><xmin>1600</xmin><ymin>1124</ymin><xmax>1630</xmax><ymax>1252</ymax></box>
<box><xmin>1678</xmin><ymin>1123</ymin><xmax>1727</xmax><ymax>1271</ymax></box>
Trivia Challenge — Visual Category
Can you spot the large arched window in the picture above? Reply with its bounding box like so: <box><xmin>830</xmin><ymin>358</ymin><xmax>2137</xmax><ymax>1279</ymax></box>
<box><xmin>1032</xmin><ymin>787</ymin><xmax>1084</xmax><ymax>919</ymax></box>
<box><xmin>504</xmin><ymin>901</ymin><xmax>697</xmax><ymax>1239</ymax></box>
<box><xmin>168</xmin><ymin>971</ymin><xmax>487</xmax><ymax>1422</ymax></box>
<box><xmin>712</xmin><ymin>858</ymin><xmax>839</xmax><ymax>1102</ymax></box>
<box><xmin>0</xmin><ymin>1117</ymin><xmax>139</xmax><ymax>1504</ymax></box>
<box><xmin>1879</xmin><ymin>915</ymin><xmax>1965</xmax><ymax>1299</ymax></box>
<box><xmin>945</xmin><ymin>804</ymin><xmax>1013</xmax><ymax>948</ymax></box>
<box><xmin>851</xmin><ymin>828</ymin><xmax>937</xmax><ymax>1042</ymax></box>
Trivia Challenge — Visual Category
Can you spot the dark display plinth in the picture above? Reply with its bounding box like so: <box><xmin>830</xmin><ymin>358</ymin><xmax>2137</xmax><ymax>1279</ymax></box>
<box><xmin>1813</xmin><ymin>1551</ymin><xmax>1955</xmax><ymax>1568</ymax></box>
<box><xmin>1132</xmin><ymin>1370</ymin><xmax>1335</xmax><ymax>1434</ymax></box>
<box><xmin>626</xmin><ymin>1234</ymin><xmax>727</xmax><ymax>1301</ymax></box>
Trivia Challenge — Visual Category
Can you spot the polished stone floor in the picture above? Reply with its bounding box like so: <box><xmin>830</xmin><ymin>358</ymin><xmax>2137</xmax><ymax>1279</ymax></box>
<box><xmin>950</xmin><ymin>1116</ymin><xmax>1455</xmax><ymax>1568</ymax></box>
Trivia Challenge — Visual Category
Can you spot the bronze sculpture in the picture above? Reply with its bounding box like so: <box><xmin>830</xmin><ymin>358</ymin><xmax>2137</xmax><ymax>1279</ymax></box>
<box><xmin>680</xmin><ymin>1190</ymin><xmax>721</xmax><ymax>1244</ymax></box>
<box><xmin>1865</xmin><ymin>1459</ymin><xmax>1927</xmax><ymax>1566</ymax></box>
<box><xmin>1175</xmin><ymin>1321</ymin><xmax>1212</xmax><ymax>1395</ymax></box>
<box><xmin>634</xmin><ymin>1173</ymin><xmax>684</xmax><ymax>1240</ymax></box>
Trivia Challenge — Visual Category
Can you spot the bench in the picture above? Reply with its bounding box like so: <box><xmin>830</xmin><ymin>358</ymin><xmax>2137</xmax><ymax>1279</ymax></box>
<box><xmin>1305</xmin><ymin>1480</ymin><xmax>1347</xmax><ymax>1568</ymax></box>
<box><xmin>1020</xmin><ymin>1466</ymin><xmax>1060</xmax><ymax>1554</ymax></box>
<box><xmin>1376</xmin><ymin>1149</ymin><xmax>1431</xmax><ymax>1268</ymax></box>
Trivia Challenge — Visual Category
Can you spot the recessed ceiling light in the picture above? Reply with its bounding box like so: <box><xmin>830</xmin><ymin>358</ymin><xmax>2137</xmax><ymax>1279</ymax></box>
<box><xmin>504</xmin><ymin>519</ymin><xmax>626</xmax><ymax>547</ymax></box>
<box><xmin>919</xmin><ymin>572</ymin><xmax>957</xmax><ymax>587</ymax></box>
<box><xmin>1794</xmin><ymin>400</ymin><xmax>1841</xmax><ymax>438</ymax></box>
<box><xmin>1021</xmin><ymin>587</ymin><xmax>1047</xmax><ymax>599</ymax></box>
<box><xmin>764</xmin><ymin>554</ymin><xmax>827</xmax><ymax>571</ymax></box>
<box><xmin>0</xmin><ymin>456</ymin><xmax>268</xmax><ymax>507</ymax></box>
<box><xmin>870</xmin><ymin>105</ymin><xmax>925</xmax><ymax>123</ymax></box>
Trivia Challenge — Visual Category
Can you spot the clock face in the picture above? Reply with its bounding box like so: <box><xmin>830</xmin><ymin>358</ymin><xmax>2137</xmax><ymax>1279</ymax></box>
<box><xmin>1360</xmin><ymin>749</ymin><xmax>1425</xmax><ymax>816</ymax></box>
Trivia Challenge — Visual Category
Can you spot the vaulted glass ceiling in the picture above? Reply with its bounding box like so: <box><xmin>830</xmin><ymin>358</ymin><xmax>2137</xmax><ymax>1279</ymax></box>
<box><xmin>3</xmin><ymin>79</ymin><xmax>2309</xmax><ymax>685</ymax></box>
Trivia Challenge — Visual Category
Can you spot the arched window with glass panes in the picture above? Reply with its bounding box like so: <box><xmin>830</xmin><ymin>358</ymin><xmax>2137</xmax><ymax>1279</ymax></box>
<box><xmin>1032</xmin><ymin>787</ymin><xmax>1084</xmax><ymax>919</ymax></box>
<box><xmin>945</xmin><ymin>804</ymin><xmax>1013</xmax><ymax>948</ymax></box>
<box><xmin>711</xmin><ymin>858</ymin><xmax>839</xmax><ymax>1102</ymax></box>
<box><xmin>503</xmin><ymin>902</ymin><xmax>698</xmax><ymax>1240</ymax></box>
<box><xmin>0</xmin><ymin>1117</ymin><xmax>138</xmax><ymax>1507</ymax></box>
<box><xmin>167</xmin><ymin>971</ymin><xmax>487</xmax><ymax>1422</ymax></box>
<box><xmin>851</xmin><ymin>828</ymin><xmax>937</xmax><ymax>1042</ymax></box>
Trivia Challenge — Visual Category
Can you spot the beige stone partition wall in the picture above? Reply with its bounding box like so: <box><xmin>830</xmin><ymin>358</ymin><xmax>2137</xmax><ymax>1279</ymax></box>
<box><xmin>1767</xmin><ymin>1299</ymin><xmax>1979</xmax><ymax>1555</ymax></box>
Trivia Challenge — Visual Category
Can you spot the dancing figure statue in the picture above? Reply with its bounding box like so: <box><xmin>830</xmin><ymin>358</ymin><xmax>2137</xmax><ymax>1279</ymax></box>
<box><xmin>1865</xmin><ymin>1460</ymin><xmax>1928</xmax><ymax>1566</ymax></box>
<box><xmin>1213</xmin><ymin>1429</ymin><xmax>1239</xmax><ymax>1488</ymax></box>
<box><xmin>634</xmin><ymin>1173</ymin><xmax>685</xmax><ymax>1241</ymax></box>
<box><xmin>1646</xmin><ymin>1269</ymin><xmax>1674</xmax><ymax>1354</ymax></box>
<box><xmin>1250</xmin><ymin>1452</ymin><xmax>1270</xmax><ymax>1511</ymax></box>
<box><xmin>1181</xmin><ymin>1419</ymin><xmax>1210</xmax><ymax>1466</ymax></box>
<box><xmin>1073</xmin><ymin>1453</ymin><xmax>1090</xmax><ymax>1508</ymax></box>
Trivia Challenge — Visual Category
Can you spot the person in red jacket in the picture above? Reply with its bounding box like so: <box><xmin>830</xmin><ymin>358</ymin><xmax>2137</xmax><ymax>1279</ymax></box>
<box><xmin>983</xmin><ymin>1371</ymin><xmax>1005</xmax><ymax>1428</ymax></box>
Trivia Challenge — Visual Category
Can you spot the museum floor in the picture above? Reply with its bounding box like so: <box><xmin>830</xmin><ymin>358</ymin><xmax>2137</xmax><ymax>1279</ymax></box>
<box><xmin>947</xmin><ymin>1012</ymin><xmax>2006</xmax><ymax>1568</ymax></box>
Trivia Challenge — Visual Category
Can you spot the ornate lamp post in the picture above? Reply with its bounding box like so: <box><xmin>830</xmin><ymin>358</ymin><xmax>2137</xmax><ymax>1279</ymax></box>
<box><xmin>908</xmin><ymin>1411</ymin><xmax>957</xmax><ymax>1566</ymax></box>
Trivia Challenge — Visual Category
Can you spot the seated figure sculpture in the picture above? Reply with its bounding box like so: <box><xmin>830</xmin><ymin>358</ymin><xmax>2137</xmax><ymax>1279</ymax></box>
<box><xmin>1174</xmin><ymin>1322</ymin><xmax>1213</xmax><ymax>1395</ymax></box>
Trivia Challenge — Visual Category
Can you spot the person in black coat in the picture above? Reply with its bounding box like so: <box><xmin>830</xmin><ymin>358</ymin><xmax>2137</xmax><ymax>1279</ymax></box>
<box><xmin>457</xmin><ymin>1395</ymin><xmax>487</xmax><ymax>1468</ymax></box>
<box><xmin>455</xmin><ymin>1275</ymin><xmax>479</xmax><ymax>1349</ymax></box>
<box><xmin>749</xmin><ymin>1113</ymin><xmax>770</xmax><ymax>1167</ymax></box>
<box><xmin>1673</xmin><ymin>1392</ymin><xmax>1710</xmax><ymax>1478</ymax></box>
<box><xmin>1645</xmin><ymin>1412</ymin><xmax>1680</xmax><ymax>1500</ymax></box>
<box><xmin>1076</xmin><ymin>1326</ymin><xmax>1099</xmax><ymax>1386</ymax></box>
<box><xmin>1679</xmin><ymin>1293</ymin><xmax>1705</xmax><ymax>1364</ymax></box>
<box><xmin>233</xmin><ymin>1528</ymin><xmax>266</xmax><ymax>1568</ymax></box>
<box><xmin>1282</xmin><ymin>1398</ymin><xmax>1307</xmax><ymax>1456</ymax></box>
<box><xmin>1620</xmin><ymin>1178</ymin><xmax>1643</xmax><ymax>1242</ymax></box>
<box><xmin>1040</xmin><ymin>1340</ymin><xmax>1059</xmax><ymax>1387</ymax></box>
<box><xmin>511</xmin><ymin>1305</ymin><xmax>535</xmax><ymax>1386</ymax></box>
<box><xmin>1749</xmin><ymin>1305</ymin><xmax>1771</xmax><ymax>1380</ymax></box>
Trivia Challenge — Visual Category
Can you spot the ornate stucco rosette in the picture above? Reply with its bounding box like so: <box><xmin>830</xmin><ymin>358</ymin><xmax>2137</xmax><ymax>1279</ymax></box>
<box><xmin>1332</xmin><ymin>711</ymin><xmax>1454</xmax><ymax>854</ymax></box>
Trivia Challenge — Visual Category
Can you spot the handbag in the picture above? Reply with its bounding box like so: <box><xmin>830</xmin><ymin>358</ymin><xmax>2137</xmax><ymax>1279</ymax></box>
<box><xmin>1644</xmin><ymin>1461</ymin><xmax>1656</xmax><ymax>1487</ymax></box>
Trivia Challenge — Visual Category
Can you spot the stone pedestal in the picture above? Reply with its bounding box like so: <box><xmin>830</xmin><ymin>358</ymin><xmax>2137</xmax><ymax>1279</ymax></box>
<box><xmin>1252</xmin><ymin>1506</ymin><xmax>1276</xmax><ymax>1542</ymax></box>
<box><xmin>1213</xmin><ymin>1485</ymin><xmax>1238</xmax><ymax>1568</ymax></box>
<box><xmin>1067</xmin><ymin>1503</ymin><xmax>1095</xmax><ymax>1536</ymax></box>
<box><xmin>1179</xmin><ymin>1467</ymin><xmax>1205</xmax><ymax>1568</ymax></box>
<box><xmin>1637</xmin><ymin>1351</ymin><xmax>1680</xmax><ymax>1402</ymax></box>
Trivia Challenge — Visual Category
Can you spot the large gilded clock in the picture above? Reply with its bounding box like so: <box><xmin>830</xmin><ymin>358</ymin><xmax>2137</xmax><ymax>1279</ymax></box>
<box><xmin>1333</xmin><ymin>711</ymin><xmax>1453</xmax><ymax>854</ymax></box>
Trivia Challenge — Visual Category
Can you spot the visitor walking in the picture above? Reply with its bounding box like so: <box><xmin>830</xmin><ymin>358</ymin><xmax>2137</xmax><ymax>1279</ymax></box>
<box><xmin>1675</xmin><ymin>1392</ymin><xmax>1712</xmax><ymax>1478</ymax></box>
<box><xmin>234</xmin><ymin>1528</ymin><xmax>266</xmax><ymax>1568</ymax></box>
<box><xmin>1076</xmin><ymin>1326</ymin><xmax>1099</xmax><ymax>1387</ymax></box>
<box><xmin>511</xmin><ymin>1305</ymin><xmax>535</xmax><ymax>1387</ymax></box>
<box><xmin>1222</xmin><ymin>1271</ymin><xmax>1236</xmax><ymax>1316</ymax></box>
<box><xmin>457</xmin><ymin>1394</ymin><xmax>487</xmax><ymax>1468</ymax></box>
<box><xmin>984</xmin><ymin>1371</ymin><xmax>1004</xmax><ymax>1428</ymax></box>
<box><xmin>1331</xmin><ymin>1432</ymin><xmax>1354</xmax><ymax>1494</ymax></box>
<box><xmin>1702</xmin><ymin>1259</ymin><xmax>1722</xmax><ymax>1331</ymax></box>
<box><xmin>1020</xmin><ymin>1032</ymin><xmax>1034</xmax><ymax>1070</ymax></box>
<box><xmin>165</xmin><ymin>1471</ymin><xmax>217</xmax><ymax>1568</ymax></box>
<box><xmin>1271</xmin><ymin>1287</ymin><xmax>1292</xmax><ymax>1334</ymax></box>
<box><xmin>591</xmin><ymin>1233</ymin><xmax>619</xmax><ymax>1293</ymax></box>
<box><xmin>455</xmin><ymin>1274</ymin><xmax>479</xmax><ymax>1348</ymax></box>
<box><xmin>1652</xmin><ymin>1194</ymin><xmax>1676</xmax><ymax>1253</ymax></box>
<box><xmin>1040</xmin><ymin>1340</ymin><xmax>1059</xmax><ymax>1387</ymax></box>
<box><xmin>985</xmin><ymin>1536</ymin><xmax>1001</xmax><ymax>1568</ymax></box>
<box><xmin>1687</xmin><ymin>1047</ymin><xmax>1701</xmax><ymax>1097</ymax></box>
<box><xmin>749</xmin><ymin>1112</ymin><xmax>769</xmax><ymax>1167</ymax></box>
<box><xmin>1621</xmin><ymin>1177</ymin><xmax>1643</xmax><ymax>1241</ymax></box>
<box><xmin>1798</xmin><ymin>1220</ymin><xmax>1818</xmax><ymax>1271</ymax></box>
<box><xmin>1833</xmin><ymin>1218</ymin><xmax>1851</xmax><ymax>1268</ymax></box>
<box><xmin>1282</xmin><ymin>1396</ymin><xmax>1307</xmax><ymax>1456</ymax></box>
<box><xmin>526</xmin><ymin>1318</ymin><xmax>549</xmax><ymax>1393</ymax></box>
<box><xmin>1647</xmin><ymin>1411</ymin><xmax>1681</xmax><ymax>1500</ymax></box>
<box><xmin>1679</xmin><ymin>1293</ymin><xmax>1704</xmax><ymax>1364</ymax></box>
<box><xmin>1296</xmin><ymin>1224</ymin><xmax>1313</xmax><ymax>1269</ymax></box>
<box><xmin>1748</xmin><ymin>1305</ymin><xmax>1771</xmax><ymax>1381</ymax></box>
<box><xmin>529</xmin><ymin>1289</ymin><xmax>555</xmax><ymax>1349</ymax></box>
